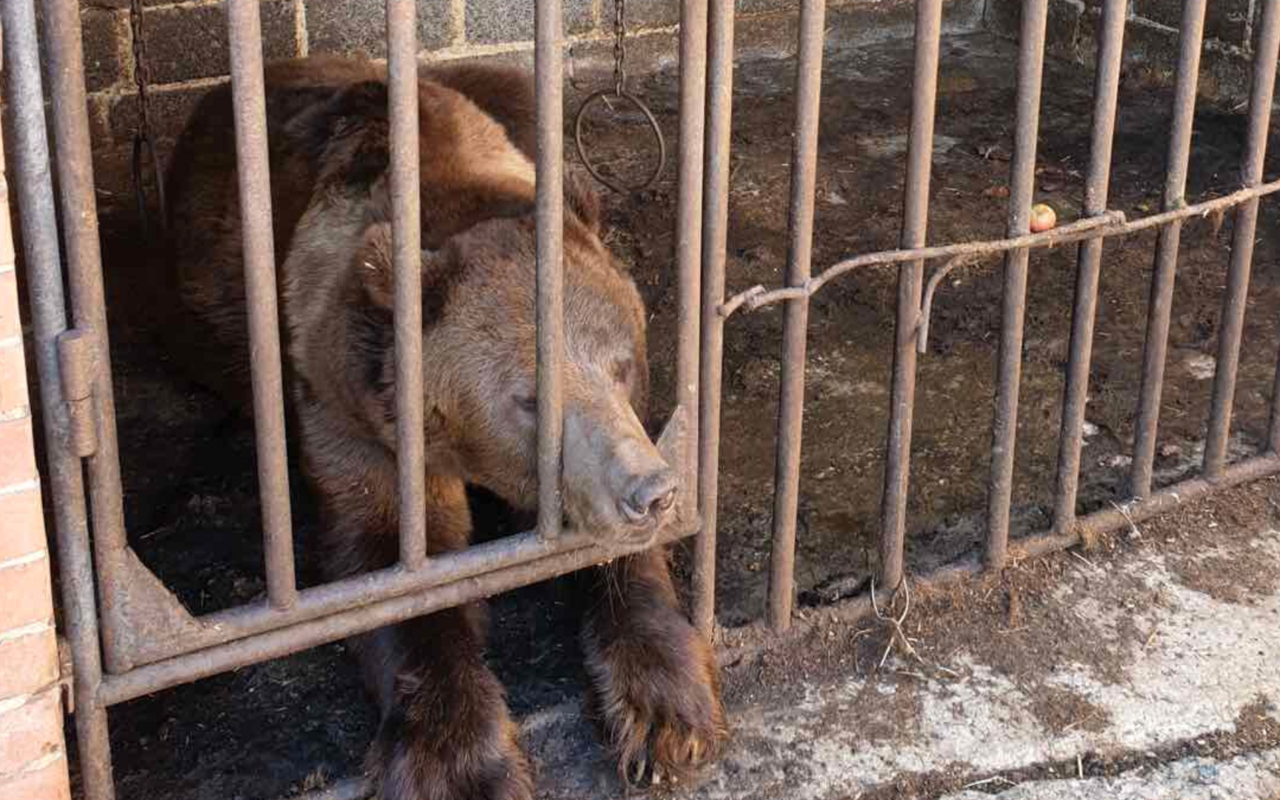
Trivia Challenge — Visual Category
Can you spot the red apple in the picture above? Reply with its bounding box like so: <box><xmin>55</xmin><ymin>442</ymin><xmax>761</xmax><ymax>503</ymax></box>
<box><xmin>1030</xmin><ymin>203</ymin><xmax>1057</xmax><ymax>233</ymax></box>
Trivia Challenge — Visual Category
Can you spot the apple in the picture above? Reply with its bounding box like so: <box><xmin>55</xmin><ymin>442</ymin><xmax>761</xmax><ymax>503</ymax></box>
<box><xmin>1030</xmin><ymin>203</ymin><xmax>1057</xmax><ymax>233</ymax></box>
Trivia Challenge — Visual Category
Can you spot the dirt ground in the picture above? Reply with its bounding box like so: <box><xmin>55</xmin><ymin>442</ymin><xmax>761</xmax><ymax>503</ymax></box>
<box><xmin>56</xmin><ymin>28</ymin><xmax>1280</xmax><ymax>800</ymax></box>
<box><xmin>695</xmin><ymin>473</ymin><xmax>1280</xmax><ymax>800</ymax></box>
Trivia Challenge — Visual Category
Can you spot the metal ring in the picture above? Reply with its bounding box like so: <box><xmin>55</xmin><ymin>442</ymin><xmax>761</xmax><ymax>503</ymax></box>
<box><xmin>132</xmin><ymin>133</ymin><xmax>168</xmax><ymax>241</ymax></box>
<box><xmin>574</xmin><ymin>89</ymin><xmax>666</xmax><ymax>196</ymax></box>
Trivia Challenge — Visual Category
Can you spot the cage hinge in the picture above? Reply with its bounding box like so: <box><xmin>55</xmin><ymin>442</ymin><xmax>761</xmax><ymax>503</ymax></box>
<box><xmin>56</xmin><ymin>328</ymin><xmax>99</xmax><ymax>458</ymax></box>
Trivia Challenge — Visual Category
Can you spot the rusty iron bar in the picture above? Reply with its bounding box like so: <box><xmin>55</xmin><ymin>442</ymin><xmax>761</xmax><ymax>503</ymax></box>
<box><xmin>124</xmin><ymin>529</ymin><xmax>634</xmax><ymax>666</ymax></box>
<box><xmin>1204</xmin><ymin>0</ymin><xmax>1280</xmax><ymax>479</ymax></box>
<box><xmin>39</xmin><ymin>0</ymin><xmax>133</xmax><ymax>673</ymax></box>
<box><xmin>226</xmin><ymin>0</ymin><xmax>298</xmax><ymax>608</ymax></box>
<box><xmin>120</xmin><ymin>411</ymin><xmax>689</xmax><ymax>666</ymax></box>
<box><xmin>1130</xmin><ymin>0</ymin><xmax>1208</xmax><ymax>499</ymax></box>
<box><xmin>98</xmin><ymin>520</ymin><xmax>699</xmax><ymax>706</ymax></box>
<box><xmin>767</xmin><ymin>0</ymin><xmax>825</xmax><ymax>632</ymax></box>
<box><xmin>1051</xmin><ymin>0</ymin><xmax>1127</xmax><ymax>534</ymax></box>
<box><xmin>536</xmin><ymin>0</ymin><xmax>566</xmax><ymax>541</ymax></box>
<box><xmin>695</xmin><ymin>0</ymin><xmax>736</xmax><ymax>636</ymax></box>
<box><xmin>879</xmin><ymin>0</ymin><xmax>944</xmax><ymax>596</ymax></box>
<box><xmin>2</xmin><ymin>2</ymin><xmax>117</xmax><ymax>797</ymax></box>
<box><xmin>719</xmin><ymin>174</ymin><xmax>1280</xmax><ymax>318</ymax></box>
<box><xmin>986</xmin><ymin>0</ymin><xmax>1049</xmax><ymax>570</ymax></box>
<box><xmin>677</xmin><ymin>0</ymin><xmax>709</xmax><ymax>521</ymax></box>
<box><xmin>387</xmin><ymin>0</ymin><xmax>428</xmax><ymax>566</ymax></box>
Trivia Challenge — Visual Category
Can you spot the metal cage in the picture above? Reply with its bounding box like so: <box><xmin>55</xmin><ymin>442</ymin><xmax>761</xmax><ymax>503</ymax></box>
<box><xmin>2</xmin><ymin>0</ymin><xmax>1280</xmax><ymax>797</ymax></box>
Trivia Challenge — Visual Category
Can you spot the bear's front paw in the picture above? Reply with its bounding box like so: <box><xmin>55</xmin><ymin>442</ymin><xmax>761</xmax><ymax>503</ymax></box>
<box><xmin>369</xmin><ymin>707</ymin><xmax>534</xmax><ymax>800</ymax></box>
<box><xmin>585</xmin><ymin>612</ymin><xmax>728</xmax><ymax>788</ymax></box>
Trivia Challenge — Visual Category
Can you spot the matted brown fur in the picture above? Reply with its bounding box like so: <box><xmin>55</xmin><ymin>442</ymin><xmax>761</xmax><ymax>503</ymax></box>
<box><xmin>162</xmin><ymin>55</ymin><xmax>725</xmax><ymax>799</ymax></box>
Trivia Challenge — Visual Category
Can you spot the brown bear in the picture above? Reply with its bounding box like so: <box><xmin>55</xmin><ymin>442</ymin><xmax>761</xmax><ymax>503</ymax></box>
<box><xmin>161</xmin><ymin>55</ymin><xmax>726</xmax><ymax>799</ymax></box>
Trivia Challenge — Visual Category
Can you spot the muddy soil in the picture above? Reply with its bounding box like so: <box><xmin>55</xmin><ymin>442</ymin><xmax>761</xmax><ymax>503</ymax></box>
<box><xmin>50</xmin><ymin>29</ymin><xmax>1280</xmax><ymax>800</ymax></box>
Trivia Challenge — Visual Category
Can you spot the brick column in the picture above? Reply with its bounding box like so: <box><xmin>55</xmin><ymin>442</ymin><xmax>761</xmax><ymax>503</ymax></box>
<box><xmin>0</xmin><ymin>112</ymin><xmax>74</xmax><ymax>800</ymax></box>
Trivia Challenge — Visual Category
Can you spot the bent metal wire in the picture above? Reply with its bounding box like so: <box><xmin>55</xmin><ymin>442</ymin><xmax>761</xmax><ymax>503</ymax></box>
<box><xmin>3</xmin><ymin>0</ymin><xmax>1279</xmax><ymax>798</ymax></box>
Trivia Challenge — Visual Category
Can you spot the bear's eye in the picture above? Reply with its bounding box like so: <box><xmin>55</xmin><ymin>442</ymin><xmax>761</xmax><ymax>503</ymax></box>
<box><xmin>514</xmin><ymin>395</ymin><xmax>538</xmax><ymax>416</ymax></box>
<box><xmin>611</xmin><ymin>358</ymin><xmax>633</xmax><ymax>385</ymax></box>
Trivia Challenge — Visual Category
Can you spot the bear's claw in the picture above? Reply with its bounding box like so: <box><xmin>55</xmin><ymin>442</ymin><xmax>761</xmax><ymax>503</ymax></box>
<box><xmin>587</xmin><ymin>612</ymin><xmax>728</xmax><ymax>790</ymax></box>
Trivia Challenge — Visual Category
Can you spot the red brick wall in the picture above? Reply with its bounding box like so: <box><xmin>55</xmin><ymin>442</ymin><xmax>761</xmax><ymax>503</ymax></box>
<box><xmin>0</xmin><ymin>118</ymin><xmax>72</xmax><ymax>800</ymax></box>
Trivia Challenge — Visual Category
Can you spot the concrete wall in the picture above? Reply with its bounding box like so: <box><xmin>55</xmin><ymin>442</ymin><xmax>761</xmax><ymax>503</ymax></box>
<box><xmin>985</xmin><ymin>0</ymin><xmax>1262</xmax><ymax>102</ymax></box>
<box><xmin>73</xmin><ymin>0</ymin><xmax>987</xmax><ymax>197</ymax></box>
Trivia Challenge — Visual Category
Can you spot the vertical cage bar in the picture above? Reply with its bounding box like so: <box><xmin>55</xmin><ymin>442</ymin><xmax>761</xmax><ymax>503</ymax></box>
<box><xmin>986</xmin><ymin>0</ymin><xmax>1049</xmax><ymax>570</ymax></box>
<box><xmin>879</xmin><ymin>0</ymin><xmax>944</xmax><ymax>595</ymax></box>
<box><xmin>676</xmin><ymin>0</ymin><xmax>709</xmax><ymax>521</ymax></box>
<box><xmin>387</xmin><ymin>0</ymin><xmax>428</xmax><ymax>565</ymax></box>
<box><xmin>1203</xmin><ymin>0</ymin><xmax>1280</xmax><ymax>479</ymax></box>
<box><xmin>226</xmin><ymin>0</ymin><xmax>298</xmax><ymax>608</ymax></box>
<box><xmin>1130</xmin><ymin>0</ymin><xmax>1208</xmax><ymax>498</ymax></box>
<box><xmin>1051</xmin><ymin>0</ymin><xmax>1127</xmax><ymax>533</ymax></box>
<box><xmin>535</xmin><ymin>0</ymin><xmax>566</xmax><ymax>541</ymax></box>
<box><xmin>696</xmin><ymin>0</ymin><xmax>736</xmax><ymax>635</ymax></box>
<box><xmin>2</xmin><ymin>2</ymin><xmax>116</xmax><ymax>796</ymax></box>
<box><xmin>40</xmin><ymin>0</ymin><xmax>133</xmax><ymax>671</ymax></box>
<box><xmin>768</xmin><ymin>0</ymin><xmax>826</xmax><ymax>632</ymax></box>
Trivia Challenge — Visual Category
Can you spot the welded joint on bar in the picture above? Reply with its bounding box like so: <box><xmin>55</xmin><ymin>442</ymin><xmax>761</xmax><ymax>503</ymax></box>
<box><xmin>916</xmin><ymin>252</ymin><xmax>982</xmax><ymax>354</ymax></box>
<box><xmin>719</xmin><ymin>176</ymin><xmax>1280</xmax><ymax>321</ymax></box>
<box><xmin>56</xmin><ymin>328</ymin><xmax>99</xmax><ymax>457</ymax></box>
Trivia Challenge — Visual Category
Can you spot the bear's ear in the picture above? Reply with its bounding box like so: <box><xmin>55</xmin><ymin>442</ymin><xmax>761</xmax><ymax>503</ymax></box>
<box><xmin>286</xmin><ymin>80</ymin><xmax>390</xmax><ymax>172</ymax></box>
<box><xmin>354</xmin><ymin>221</ymin><xmax>457</xmax><ymax>341</ymax></box>
<box><xmin>353</xmin><ymin>222</ymin><xmax>397</xmax><ymax>310</ymax></box>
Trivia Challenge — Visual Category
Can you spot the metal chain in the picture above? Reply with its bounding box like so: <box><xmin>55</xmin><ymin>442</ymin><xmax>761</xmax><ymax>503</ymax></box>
<box><xmin>128</xmin><ymin>0</ymin><xmax>167</xmax><ymax>239</ymax></box>
<box><xmin>573</xmin><ymin>0</ymin><xmax>665</xmax><ymax>195</ymax></box>
<box><xmin>129</xmin><ymin>0</ymin><xmax>153</xmax><ymax>148</ymax></box>
<box><xmin>612</xmin><ymin>0</ymin><xmax>627</xmax><ymax>96</ymax></box>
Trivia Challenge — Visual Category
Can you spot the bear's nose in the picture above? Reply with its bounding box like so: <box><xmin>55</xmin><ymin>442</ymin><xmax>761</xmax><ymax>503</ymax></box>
<box><xmin>620</xmin><ymin>470</ymin><xmax>678</xmax><ymax>526</ymax></box>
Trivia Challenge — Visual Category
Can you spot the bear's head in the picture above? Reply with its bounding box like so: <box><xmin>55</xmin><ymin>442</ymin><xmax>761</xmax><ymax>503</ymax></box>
<box><xmin>350</xmin><ymin>179</ymin><xmax>677</xmax><ymax>545</ymax></box>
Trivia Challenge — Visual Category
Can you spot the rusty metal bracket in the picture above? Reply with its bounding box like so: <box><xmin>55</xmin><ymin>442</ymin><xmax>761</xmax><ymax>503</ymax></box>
<box><xmin>56</xmin><ymin>328</ymin><xmax>98</xmax><ymax>457</ymax></box>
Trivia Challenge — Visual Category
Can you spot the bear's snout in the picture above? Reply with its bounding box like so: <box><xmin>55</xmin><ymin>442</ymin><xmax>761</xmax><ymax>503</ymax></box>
<box><xmin>619</xmin><ymin>468</ymin><xmax>678</xmax><ymax>528</ymax></box>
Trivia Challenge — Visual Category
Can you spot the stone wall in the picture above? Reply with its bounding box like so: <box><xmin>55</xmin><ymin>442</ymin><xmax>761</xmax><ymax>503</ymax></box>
<box><xmin>985</xmin><ymin>0</ymin><xmax>1263</xmax><ymax>102</ymax></box>
<box><xmin>71</xmin><ymin>0</ymin><xmax>986</xmax><ymax>197</ymax></box>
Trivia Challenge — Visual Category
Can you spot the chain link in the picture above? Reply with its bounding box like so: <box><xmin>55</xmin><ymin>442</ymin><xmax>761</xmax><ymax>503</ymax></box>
<box><xmin>129</xmin><ymin>0</ymin><xmax>153</xmax><ymax>146</ymax></box>
<box><xmin>128</xmin><ymin>0</ymin><xmax>167</xmax><ymax>238</ymax></box>
<box><xmin>612</xmin><ymin>0</ymin><xmax>627</xmax><ymax>96</ymax></box>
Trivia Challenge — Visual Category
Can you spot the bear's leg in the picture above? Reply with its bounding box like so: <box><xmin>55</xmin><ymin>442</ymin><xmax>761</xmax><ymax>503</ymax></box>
<box><xmin>320</xmin><ymin>475</ymin><xmax>533</xmax><ymax>800</ymax></box>
<box><xmin>576</xmin><ymin>547</ymin><xmax>727</xmax><ymax>786</ymax></box>
<box><xmin>354</xmin><ymin>607</ymin><xmax>534</xmax><ymax>800</ymax></box>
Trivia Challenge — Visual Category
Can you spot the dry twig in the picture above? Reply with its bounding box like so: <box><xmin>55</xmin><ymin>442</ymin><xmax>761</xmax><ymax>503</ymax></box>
<box><xmin>1111</xmin><ymin>500</ymin><xmax>1143</xmax><ymax>540</ymax></box>
<box><xmin>870</xmin><ymin>576</ymin><xmax>918</xmax><ymax>669</ymax></box>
